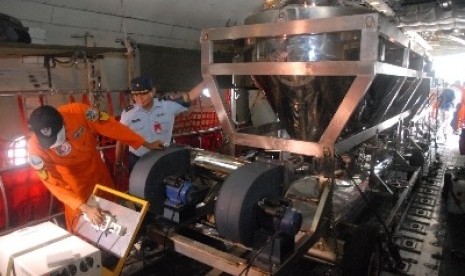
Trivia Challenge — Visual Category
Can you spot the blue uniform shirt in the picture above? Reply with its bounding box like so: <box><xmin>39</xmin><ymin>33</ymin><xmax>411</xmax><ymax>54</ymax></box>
<box><xmin>120</xmin><ymin>98</ymin><xmax>188</xmax><ymax>156</ymax></box>
<box><xmin>438</xmin><ymin>88</ymin><xmax>456</xmax><ymax>110</ymax></box>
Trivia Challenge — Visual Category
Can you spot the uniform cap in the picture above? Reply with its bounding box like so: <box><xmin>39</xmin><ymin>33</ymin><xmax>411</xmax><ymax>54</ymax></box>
<box><xmin>130</xmin><ymin>76</ymin><xmax>153</xmax><ymax>94</ymax></box>
<box><xmin>28</xmin><ymin>105</ymin><xmax>64</xmax><ymax>149</ymax></box>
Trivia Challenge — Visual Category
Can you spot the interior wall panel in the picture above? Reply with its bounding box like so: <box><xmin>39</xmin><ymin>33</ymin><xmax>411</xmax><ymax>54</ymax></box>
<box><xmin>0</xmin><ymin>0</ymin><xmax>53</xmax><ymax>23</ymax></box>
<box><xmin>51</xmin><ymin>7</ymin><xmax>122</xmax><ymax>32</ymax></box>
<box><xmin>139</xmin><ymin>45</ymin><xmax>202</xmax><ymax>92</ymax></box>
<box><xmin>0</xmin><ymin>97</ymin><xmax>25</xmax><ymax>141</ymax></box>
<box><xmin>125</xmin><ymin>18</ymin><xmax>174</xmax><ymax>38</ymax></box>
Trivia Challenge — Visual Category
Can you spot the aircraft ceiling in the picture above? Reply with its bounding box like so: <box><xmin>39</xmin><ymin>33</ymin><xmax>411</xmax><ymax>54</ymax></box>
<box><xmin>2</xmin><ymin>0</ymin><xmax>465</xmax><ymax>57</ymax></box>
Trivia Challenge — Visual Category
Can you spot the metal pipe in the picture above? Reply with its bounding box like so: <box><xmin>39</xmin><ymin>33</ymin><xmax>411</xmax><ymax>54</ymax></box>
<box><xmin>306</xmin><ymin>246</ymin><xmax>337</xmax><ymax>263</ymax></box>
<box><xmin>386</xmin><ymin>167</ymin><xmax>421</xmax><ymax>227</ymax></box>
<box><xmin>191</xmin><ymin>149</ymin><xmax>247</xmax><ymax>176</ymax></box>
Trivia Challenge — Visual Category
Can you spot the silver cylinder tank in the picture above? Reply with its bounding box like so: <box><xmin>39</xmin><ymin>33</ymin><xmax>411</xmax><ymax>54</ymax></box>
<box><xmin>243</xmin><ymin>5</ymin><xmax>372</xmax><ymax>141</ymax></box>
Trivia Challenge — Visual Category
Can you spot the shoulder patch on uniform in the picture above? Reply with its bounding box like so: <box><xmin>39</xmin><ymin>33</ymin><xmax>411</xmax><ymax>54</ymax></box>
<box><xmin>124</xmin><ymin>105</ymin><xmax>134</xmax><ymax>112</ymax></box>
<box><xmin>73</xmin><ymin>126</ymin><xmax>85</xmax><ymax>139</ymax></box>
<box><xmin>85</xmin><ymin>107</ymin><xmax>99</xmax><ymax>122</ymax></box>
<box><xmin>29</xmin><ymin>155</ymin><xmax>44</xmax><ymax>170</ymax></box>
<box><xmin>54</xmin><ymin>141</ymin><xmax>72</xmax><ymax>156</ymax></box>
<box><xmin>99</xmin><ymin>111</ymin><xmax>110</xmax><ymax>121</ymax></box>
<box><xmin>37</xmin><ymin>169</ymin><xmax>48</xmax><ymax>180</ymax></box>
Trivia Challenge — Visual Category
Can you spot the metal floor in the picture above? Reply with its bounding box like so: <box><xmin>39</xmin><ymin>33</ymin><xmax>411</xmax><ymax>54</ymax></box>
<box><xmin>121</xmin><ymin>136</ymin><xmax>465</xmax><ymax>276</ymax></box>
<box><xmin>381</xmin><ymin>134</ymin><xmax>465</xmax><ymax>276</ymax></box>
<box><xmin>436</xmin><ymin>135</ymin><xmax>465</xmax><ymax>276</ymax></box>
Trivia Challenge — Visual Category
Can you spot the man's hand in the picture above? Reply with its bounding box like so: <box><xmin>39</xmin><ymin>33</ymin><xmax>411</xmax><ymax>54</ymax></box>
<box><xmin>144</xmin><ymin>140</ymin><xmax>165</xmax><ymax>150</ymax></box>
<box><xmin>79</xmin><ymin>204</ymin><xmax>103</xmax><ymax>225</ymax></box>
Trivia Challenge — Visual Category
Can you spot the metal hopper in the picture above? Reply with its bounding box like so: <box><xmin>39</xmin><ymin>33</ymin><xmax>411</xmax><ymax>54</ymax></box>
<box><xmin>128</xmin><ymin>3</ymin><xmax>434</xmax><ymax>275</ymax></box>
<box><xmin>201</xmin><ymin>3</ymin><xmax>432</xmax><ymax>156</ymax></box>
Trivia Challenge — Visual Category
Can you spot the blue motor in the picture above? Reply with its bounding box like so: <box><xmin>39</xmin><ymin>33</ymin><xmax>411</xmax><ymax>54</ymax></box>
<box><xmin>274</xmin><ymin>207</ymin><xmax>302</xmax><ymax>237</ymax></box>
<box><xmin>252</xmin><ymin>198</ymin><xmax>302</xmax><ymax>266</ymax></box>
<box><xmin>164</xmin><ymin>176</ymin><xmax>193</xmax><ymax>207</ymax></box>
<box><xmin>257</xmin><ymin>198</ymin><xmax>302</xmax><ymax>236</ymax></box>
<box><xmin>162</xmin><ymin>175</ymin><xmax>209</xmax><ymax>223</ymax></box>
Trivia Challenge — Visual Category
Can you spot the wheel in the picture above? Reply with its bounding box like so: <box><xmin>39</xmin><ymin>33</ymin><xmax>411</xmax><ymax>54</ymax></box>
<box><xmin>214</xmin><ymin>162</ymin><xmax>283</xmax><ymax>246</ymax></box>
<box><xmin>342</xmin><ymin>225</ymin><xmax>382</xmax><ymax>276</ymax></box>
<box><xmin>129</xmin><ymin>146</ymin><xmax>191</xmax><ymax>215</ymax></box>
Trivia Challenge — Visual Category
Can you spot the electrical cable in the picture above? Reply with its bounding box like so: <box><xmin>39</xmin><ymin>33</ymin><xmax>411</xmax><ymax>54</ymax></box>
<box><xmin>238</xmin><ymin>230</ymin><xmax>281</xmax><ymax>276</ymax></box>
<box><xmin>108</xmin><ymin>231</ymin><xmax>122</xmax><ymax>252</ymax></box>
<box><xmin>126</xmin><ymin>179</ymin><xmax>188</xmax><ymax>269</ymax></box>
<box><xmin>343</xmin><ymin>146</ymin><xmax>393</xmax><ymax>236</ymax></box>
<box><xmin>123</xmin><ymin>242</ymin><xmax>142</xmax><ymax>268</ymax></box>
<box><xmin>268</xmin><ymin>231</ymin><xmax>276</xmax><ymax>274</ymax></box>
<box><xmin>249</xmin><ymin>90</ymin><xmax>266</xmax><ymax>119</ymax></box>
<box><xmin>96</xmin><ymin>228</ymin><xmax>110</xmax><ymax>245</ymax></box>
<box><xmin>349</xmin><ymin>177</ymin><xmax>392</xmax><ymax>238</ymax></box>
<box><xmin>162</xmin><ymin>181</ymin><xmax>183</xmax><ymax>250</ymax></box>
<box><xmin>346</xmin><ymin>164</ymin><xmax>403</xmax><ymax>270</ymax></box>
<box><xmin>162</xmin><ymin>210</ymin><xmax>176</xmax><ymax>249</ymax></box>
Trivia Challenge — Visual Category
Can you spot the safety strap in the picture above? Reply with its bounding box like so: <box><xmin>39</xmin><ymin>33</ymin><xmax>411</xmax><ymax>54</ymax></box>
<box><xmin>16</xmin><ymin>95</ymin><xmax>28</xmax><ymax>134</ymax></box>
<box><xmin>69</xmin><ymin>93</ymin><xmax>75</xmax><ymax>103</ymax></box>
<box><xmin>82</xmin><ymin>93</ymin><xmax>90</xmax><ymax>105</ymax></box>
<box><xmin>119</xmin><ymin>91</ymin><xmax>128</xmax><ymax>110</ymax></box>
<box><xmin>106</xmin><ymin>92</ymin><xmax>114</xmax><ymax>116</ymax></box>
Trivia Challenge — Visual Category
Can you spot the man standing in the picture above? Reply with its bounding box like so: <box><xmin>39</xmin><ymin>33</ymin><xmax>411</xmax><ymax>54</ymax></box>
<box><xmin>28</xmin><ymin>103</ymin><xmax>164</xmax><ymax>231</ymax></box>
<box><xmin>454</xmin><ymin>82</ymin><xmax>465</xmax><ymax>131</ymax></box>
<box><xmin>115</xmin><ymin>76</ymin><xmax>204</xmax><ymax>171</ymax></box>
<box><xmin>437</xmin><ymin>83</ymin><xmax>456</xmax><ymax>141</ymax></box>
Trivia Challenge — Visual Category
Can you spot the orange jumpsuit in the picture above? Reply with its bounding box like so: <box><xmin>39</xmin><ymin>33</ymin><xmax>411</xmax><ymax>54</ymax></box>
<box><xmin>28</xmin><ymin>103</ymin><xmax>145</xmax><ymax>231</ymax></box>
<box><xmin>456</xmin><ymin>85</ymin><xmax>465</xmax><ymax>129</ymax></box>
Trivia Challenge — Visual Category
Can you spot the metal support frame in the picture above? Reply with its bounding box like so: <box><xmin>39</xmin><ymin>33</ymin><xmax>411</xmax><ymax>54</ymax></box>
<box><xmin>151</xmin><ymin>180</ymin><xmax>333</xmax><ymax>276</ymax></box>
<box><xmin>385</xmin><ymin>167</ymin><xmax>422</xmax><ymax>226</ymax></box>
<box><xmin>335</xmin><ymin>111</ymin><xmax>411</xmax><ymax>153</ymax></box>
<box><xmin>200</xmin><ymin>11</ymin><xmax>427</xmax><ymax>157</ymax></box>
<box><xmin>154</xmin><ymin>9</ymin><xmax>433</xmax><ymax>275</ymax></box>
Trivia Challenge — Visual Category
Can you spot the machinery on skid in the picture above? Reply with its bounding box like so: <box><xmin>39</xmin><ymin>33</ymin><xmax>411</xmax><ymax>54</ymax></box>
<box><xmin>129</xmin><ymin>1</ymin><xmax>434</xmax><ymax>275</ymax></box>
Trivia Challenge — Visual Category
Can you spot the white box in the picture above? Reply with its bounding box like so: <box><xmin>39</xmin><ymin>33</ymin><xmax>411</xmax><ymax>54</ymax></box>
<box><xmin>14</xmin><ymin>235</ymin><xmax>101</xmax><ymax>276</ymax></box>
<box><xmin>0</xmin><ymin>221</ymin><xmax>70</xmax><ymax>276</ymax></box>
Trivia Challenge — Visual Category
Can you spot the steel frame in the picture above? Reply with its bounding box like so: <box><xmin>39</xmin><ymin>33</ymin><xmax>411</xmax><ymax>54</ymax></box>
<box><xmin>151</xmin><ymin>10</ymin><xmax>431</xmax><ymax>276</ymax></box>
<box><xmin>200</xmin><ymin>11</ymin><xmax>427</xmax><ymax>157</ymax></box>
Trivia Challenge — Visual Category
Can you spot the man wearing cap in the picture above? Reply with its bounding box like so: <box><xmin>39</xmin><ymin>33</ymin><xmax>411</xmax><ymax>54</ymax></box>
<box><xmin>28</xmin><ymin>102</ymin><xmax>165</xmax><ymax>231</ymax></box>
<box><xmin>115</xmin><ymin>76</ymin><xmax>204</xmax><ymax>171</ymax></box>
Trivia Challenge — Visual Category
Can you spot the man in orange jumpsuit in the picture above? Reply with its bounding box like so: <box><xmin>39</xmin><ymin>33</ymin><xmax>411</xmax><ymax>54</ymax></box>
<box><xmin>455</xmin><ymin>82</ymin><xmax>465</xmax><ymax>131</ymax></box>
<box><xmin>28</xmin><ymin>102</ymin><xmax>164</xmax><ymax>231</ymax></box>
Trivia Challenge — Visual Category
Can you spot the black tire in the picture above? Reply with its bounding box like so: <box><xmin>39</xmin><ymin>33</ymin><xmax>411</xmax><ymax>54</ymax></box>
<box><xmin>129</xmin><ymin>146</ymin><xmax>191</xmax><ymax>215</ymax></box>
<box><xmin>342</xmin><ymin>225</ymin><xmax>382</xmax><ymax>276</ymax></box>
<box><xmin>214</xmin><ymin>162</ymin><xmax>283</xmax><ymax>246</ymax></box>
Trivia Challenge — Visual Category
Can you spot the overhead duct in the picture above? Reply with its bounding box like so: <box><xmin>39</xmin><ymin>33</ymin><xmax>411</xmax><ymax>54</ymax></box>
<box><xmin>396</xmin><ymin>3</ymin><xmax>465</xmax><ymax>31</ymax></box>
